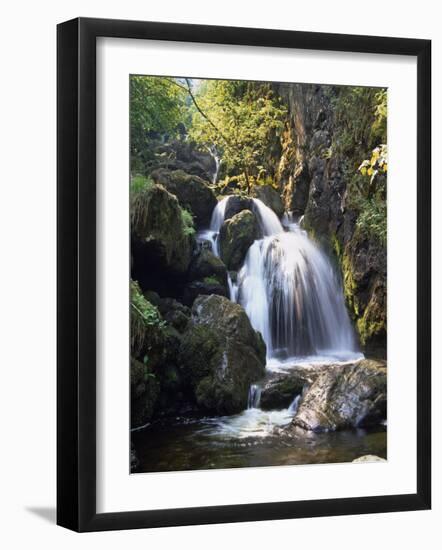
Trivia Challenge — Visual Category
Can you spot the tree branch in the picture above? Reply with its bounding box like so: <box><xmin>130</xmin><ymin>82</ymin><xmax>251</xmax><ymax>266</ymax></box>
<box><xmin>165</xmin><ymin>77</ymin><xmax>234</xmax><ymax>150</ymax></box>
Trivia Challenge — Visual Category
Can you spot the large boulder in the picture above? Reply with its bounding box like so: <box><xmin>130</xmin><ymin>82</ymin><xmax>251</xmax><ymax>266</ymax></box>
<box><xmin>180</xmin><ymin>295</ymin><xmax>266</xmax><ymax>414</ymax></box>
<box><xmin>131</xmin><ymin>183</ymin><xmax>193</xmax><ymax>277</ymax></box>
<box><xmin>291</xmin><ymin>359</ymin><xmax>386</xmax><ymax>432</ymax></box>
<box><xmin>224</xmin><ymin>195</ymin><xmax>254</xmax><ymax>220</ymax></box>
<box><xmin>252</xmin><ymin>185</ymin><xmax>284</xmax><ymax>218</ymax></box>
<box><xmin>260</xmin><ymin>372</ymin><xmax>306</xmax><ymax>410</ymax></box>
<box><xmin>151</xmin><ymin>168</ymin><xmax>217</xmax><ymax>228</ymax></box>
<box><xmin>219</xmin><ymin>209</ymin><xmax>259</xmax><ymax>270</ymax></box>
<box><xmin>188</xmin><ymin>247</ymin><xmax>228</xmax><ymax>288</ymax></box>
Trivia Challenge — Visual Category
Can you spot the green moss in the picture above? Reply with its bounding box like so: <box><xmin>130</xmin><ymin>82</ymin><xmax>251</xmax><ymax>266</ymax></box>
<box><xmin>180</xmin><ymin>324</ymin><xmax>222</xmax><ymax>381</ymax></box>
<box><xmin>130</xmin><ymin>174</ymin><xmax>153</xmax><ymax>194</ymax></box>
<box><xmin>342</xmin><ymin>251</ymin><xmax>359</xmax><ymax>318</ymax></box>
<box><xmin>203</xmin><ymin>275</ymin><xmax>221</xmax><ymax>285</ymax></box>
<box><xmin>180</xmin><ymin>207</ymin><xmax>196</xmax><ymax>237</ymax></box>
<box><xmin>130</xmin><ymin>280</ymin><xmax>166</xmax><ymax>356</ymax></box>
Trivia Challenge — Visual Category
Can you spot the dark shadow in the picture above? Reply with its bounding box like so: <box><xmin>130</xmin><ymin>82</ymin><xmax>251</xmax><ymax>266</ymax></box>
<box><xmin>26</xmin><ymin>506</ymin><xmax>56</xmax><ymax>524</ymax></box>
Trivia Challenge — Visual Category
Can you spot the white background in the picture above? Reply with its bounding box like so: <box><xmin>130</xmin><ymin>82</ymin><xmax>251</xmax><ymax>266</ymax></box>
<box><xmin>97</xmin><ymin>39</ymin><xmax>417</xmax><ymax>513</ymax></box>
<box><xmin>0</xmin><ymin>0</ymin><xmax>440</xmax><ymax>548</ymax></box>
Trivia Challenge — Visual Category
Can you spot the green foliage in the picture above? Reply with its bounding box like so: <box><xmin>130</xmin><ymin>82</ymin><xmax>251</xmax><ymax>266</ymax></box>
<box><xmin>130</xmin><ymin>178</ymin><xmax>152</xmax><ymax>231</ymax></box>
<box><xmin>355</xmin><ymin>198</ymin><xmax>387</xmax><ymax>245</ymax></box>
<box><xmin>330</xmin><ymin>87</ymin><xmax>387</xmax><ymax>244</ymax></box>
<box><xmin>188</xmin><ymin>80</ymin><xmax>287</xmax><ymax>193</ymax></box>
<box><xmin>203</xmin><ymin>276</ymin><xmax>221</xmax><ymax>285</ymax></box>
<box><xmin>130</xmin><ymin>280</ymin><xmax>166</xmax><ymax>355</ymax></box>
<box><xmin>330</xmin><ymin>86</ymin><xmax>386</xmax><ymax>156</ymax></box>
<box><xmin>130</xmin><ymin>174</ymin><xmax>153</xmax><ymax>194</ymax></box>
<box><xmin>180</xmin><ymin>207</ymin><xmax>195</xmax><ymax>237</ymax></box>
<box><xmin>130</xmin><ymin>76</ymin><xmax>187</xmax><ymax>172</ymax></box>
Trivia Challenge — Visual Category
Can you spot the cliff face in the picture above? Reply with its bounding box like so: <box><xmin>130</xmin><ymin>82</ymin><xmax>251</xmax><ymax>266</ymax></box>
<box><xmin>274</xmin><ymin>83</ymin><xmax>386</xmax><ymax>357</ymax></box>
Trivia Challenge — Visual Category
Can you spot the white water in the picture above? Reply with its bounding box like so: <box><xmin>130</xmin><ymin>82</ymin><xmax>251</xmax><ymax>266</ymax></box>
<box><xmin>207</xmin><ymin>144</ymin><xmax>222</xmax><ymax>184</ymax></box>
<box><xmin>237</xmin><ymin>199</ymin><xmax>359</xmax><ymax>361</ymax></box>
<box><xmin>195</xmin><ymin>195</ymin><xmax>361</xmax><ymax>438</ymax></box>
<box><xmin>199</xmin><ymin>196</ymin><xmax>360</xmax><ymax>363</ymax></box>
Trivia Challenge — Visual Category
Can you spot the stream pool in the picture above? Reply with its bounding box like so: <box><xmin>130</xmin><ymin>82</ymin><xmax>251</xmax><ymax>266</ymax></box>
<box><xmin>131</xmin><ymin>410</ymin><xmax>387</xmax><ymax>473</ymax></box>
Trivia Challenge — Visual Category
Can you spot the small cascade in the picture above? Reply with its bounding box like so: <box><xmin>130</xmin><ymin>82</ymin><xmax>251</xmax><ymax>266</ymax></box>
<box><xmin>288</xmin><ymin>394</ymin><xmax>301</xmax><ymax>415</ymax></box>
<box><xmin>207</xmin><ymin>144</ymin><xmax>222</xmax><ymax>184</ymax></box>
<box><xmin>206</xmin><ymin>197</ymin><xmax>229</xmax><ymax>256</ymax></box>
<box><xmin>227</xmin><ymin>274</ymin><xmax>238</xmax><ymax>303</ymax></box>
<box><xmin>247</xmin><ymin>384</ymin><xmax>262</xmax><ymax>409</ymax></box>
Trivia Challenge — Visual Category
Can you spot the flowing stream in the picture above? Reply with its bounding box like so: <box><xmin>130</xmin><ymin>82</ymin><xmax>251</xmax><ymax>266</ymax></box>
<box><xmin>133</xmin><ymin>197</ymin><xmax>384</xmax><ymax>473</ymax></box>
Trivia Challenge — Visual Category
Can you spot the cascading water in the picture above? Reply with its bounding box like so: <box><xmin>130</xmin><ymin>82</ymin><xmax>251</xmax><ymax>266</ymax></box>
<box><xmin>238</xmin><ymin>199</ymin><xmax>358</xmax><ymax>361</ymax></box>
<box><xmin>200</xmin><ymin>195</ymin><xmax>359</xmax><ymax>363</ymax></box>
<box><xmin>247</xmin><ymin>384</ymin><xmax>262</xmax><ymax>410</ymax></box>
<box><xmin>207</xmin><ymin>144</ymin><xmax>222</xmax><ymax>184</ymax></box>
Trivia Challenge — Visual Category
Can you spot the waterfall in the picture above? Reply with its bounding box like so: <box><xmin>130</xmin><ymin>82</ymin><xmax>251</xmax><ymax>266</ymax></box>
<box><xmin>205</xmin><ymin>197</ymin><xmax>229</xmax><ymax>256</ymax></box>
<box><xmin>247</xmin><ymin>384</ymin><xmax>262</xmax><ymax>409</ymax></box>
<box><xmin>209</xmin><ymin>196</ymin><xmax>358</xmax><ymax>361</ymax></box>
<box><xmin>207</xmin><ymin>145</ymin><xmax>222</xmax><ymax>184</ymax></box>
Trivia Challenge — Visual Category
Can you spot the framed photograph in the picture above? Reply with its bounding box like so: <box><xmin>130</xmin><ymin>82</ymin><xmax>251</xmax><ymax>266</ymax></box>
<box><xmin>57</xmin><ymin>17</ymin><xmax>431</xmax><ymax>532</ymax></box>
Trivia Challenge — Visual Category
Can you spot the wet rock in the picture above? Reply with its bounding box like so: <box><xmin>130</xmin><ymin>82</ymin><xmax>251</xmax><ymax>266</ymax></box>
<box><xmin>224</xmin><ymin>196</ymin><xmax>254</xmax><ymax>220</ymax></box>
<box><xmin>291</xmin><ymin>359</ymin><xmax>386</xmax><ymax>432</ymax></box>
<box><xmin>151</xmin><ymin>168</ymin><xmax>217</xmax><ymax>227</ymax></box>
<box><xmin>219</xmin><ymin>209</ymin><xmax>259</xmax><ymax>270</ymax></box>
<box><xmin>260</xmin><ymin>372</ymin><xmax>306</xmax><ymax>410</ymax></box>
<box><xmin>352</xmin><ymin>455</ymin><xmax>386</xmax><ymax>463</ymax></box>
<box><xmin>180</xmin><ymin>295</ymin><xmax>266</xmax><ymax>414</ymax></box>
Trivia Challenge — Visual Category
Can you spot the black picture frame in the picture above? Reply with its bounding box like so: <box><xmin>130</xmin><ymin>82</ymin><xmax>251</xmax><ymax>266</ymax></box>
<box><xmin>57</xmin><ymin>17</ymin><xmax>431</xmax><ymax>532</ymax></box>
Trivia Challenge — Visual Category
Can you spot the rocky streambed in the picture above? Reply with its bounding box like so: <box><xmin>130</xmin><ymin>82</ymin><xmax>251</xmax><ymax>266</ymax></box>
<box><xmin>132</xmin><ymin>356</ymin><xmax>386</xmax><ymax>473</ymax></box>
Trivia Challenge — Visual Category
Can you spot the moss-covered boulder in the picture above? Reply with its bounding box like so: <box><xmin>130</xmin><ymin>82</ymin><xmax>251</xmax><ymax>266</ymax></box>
<box><xmin>180</xmin><ymin>295</ymin><xmax>266</xmax><ymax>414</ymax></box>
<box><xmin>291</xmin><ymin>359</ymin><xmax>386</xmax><ymax>432</ymax></box>
<box><xmin>224</xmin><ymin>195</ymin><xmax>254</xmax><ymax>220</ymax></box>
<box><xmin>219</xmin><ymin>209</ymin><xmax>259</xmax><ymax>270</ymax></box>
<box><xmin>157</xmin><ymin>298</ymin><xmax>191</xmax><ymax>333</ymax></box>
<box><xmin>131</xmin><ymin>183</ymin><xmax>194</xmax><ymax>276</ymax></box>
<box><xmin>188</xmin><ymin>247</ymin><xmax>228</xmax><ymax>287</ymax></box>
<box><xmin>151</xmin><ymin>168</ymin><xmax>217</xmax><ymax>227</ymax></box>
<box><xmin>252</xmin><ymin>185</ymin><xmax>284</xmax><ymax>218</ymax></box>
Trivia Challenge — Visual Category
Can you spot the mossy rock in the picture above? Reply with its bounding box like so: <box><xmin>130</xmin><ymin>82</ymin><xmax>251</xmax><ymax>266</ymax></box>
<box><xmin>131</xmin><ymin>183</ymin><xmax>194</xmax><ymax>274</ymax></box>
<box><xmin>179</xmin><ymin>295</ymin><xmax>266</xmax><ymax>414</ymax></box>
<box><xmin>224</xmin><ymin>195</ymin><xmax>254</xmax><ymax>220</ymax></box>
<box><xmin>188</xmin><ymin>247</ymin><xmax>228</xmax><ymax>288</ymax></box>
<box><xmin>157</xmin><ymin>298</ymin><xmax>191</xmax><ymax>333</ymax></box>
<box><xmin>151</xmin><ymin>168</ymin><xmax>217</xmax><ymax>228</ymax></box>
<box><xmin>219</xmin><ymin>209</ymin><xmax>259</xmax><ymax>271</ymax></box>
